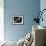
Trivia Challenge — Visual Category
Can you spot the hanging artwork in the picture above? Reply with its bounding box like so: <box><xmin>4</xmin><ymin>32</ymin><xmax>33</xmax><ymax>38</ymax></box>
<box><xmin>13</xmin><ymin>16</ymin><xmax>24</xmax><ymax>25</ymax></box>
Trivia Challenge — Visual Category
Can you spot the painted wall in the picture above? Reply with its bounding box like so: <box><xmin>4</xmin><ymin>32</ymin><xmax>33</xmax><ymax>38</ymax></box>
<box><xmin>0</xmin><ymin>0</ymin><xmax>4</xmax><ymax>42</ymax></box>
<box><xmin>40</xmin><ymin>0</ymin><xmax>46</xmax><ymax>45</ymax></box>
<box><xmin>4</xmin><ymin>0</ymin><xmax>40</xmax><ymax>42</ymax></box>
<box><xmin>40</xmin><ymin>0</ymin><xmax>46</xmax><ymax>27</ymax></box>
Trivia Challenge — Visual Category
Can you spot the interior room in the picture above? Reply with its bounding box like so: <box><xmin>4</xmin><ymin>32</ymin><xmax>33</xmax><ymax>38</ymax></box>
<box><xmin>0</xmin><ymin>0</ymin><xmax>46</xmax><ymax>46</ymax></box>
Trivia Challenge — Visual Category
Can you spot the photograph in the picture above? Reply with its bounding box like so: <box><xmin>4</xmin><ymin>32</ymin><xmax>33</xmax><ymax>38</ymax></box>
<box><xmin>1</xmin><ymin>0</ymin><xmax>46</xmax><ymax>46</ymax></box>
<box><xmin>13</xmin><ymin>16</ymin><xmax>24</xmax><ymax>24</ymax></box>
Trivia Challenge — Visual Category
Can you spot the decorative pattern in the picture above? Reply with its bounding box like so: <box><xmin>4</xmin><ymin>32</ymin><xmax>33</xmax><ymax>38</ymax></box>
<box><xmin>23</xmin><ymin>32</ymin><xmax>34</xmax><ymax>46</ymax></box>
<box><xmin>33</xmin><ymin>9</ymin><xmax>46</xmax><ymax>24</ymax></box>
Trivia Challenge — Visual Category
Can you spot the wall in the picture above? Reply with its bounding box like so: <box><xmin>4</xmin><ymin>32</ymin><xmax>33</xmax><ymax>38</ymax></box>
<box><xmin>0</xmin><ymin>0</ymin><xmax>4</xmax><ymax>42</ymax></box>
<box><xmin>4</xmin><ymin>0</ymin><xmax>40</xmax><ymax>42</ymax></box>
<box><xmin>40</xmin><ymin>0</ymin><xmax>46</xmax><ymax>45</ymax></box>
<box><xmin>40</xmin><ymin>0</ymin><xmax>46</xmax><ymax>27</ymax></box>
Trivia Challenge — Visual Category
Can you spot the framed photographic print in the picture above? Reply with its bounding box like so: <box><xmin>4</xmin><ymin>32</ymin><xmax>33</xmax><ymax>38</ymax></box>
<box><xmin>13</xmin><ymin>16</ymin><xmax>24</xmax><ymax>25</ymax></box>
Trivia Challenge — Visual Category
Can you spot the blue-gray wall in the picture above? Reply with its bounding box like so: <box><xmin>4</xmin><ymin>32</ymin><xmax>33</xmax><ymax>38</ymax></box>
<box><xmin>40</xmin><ymin>0</ymin><xmax>46</xmax><ymax>27</ymax></box>
<box><xmin>40</xmin><ymin>0</ymin><xmax>46</xmax><ymax>44</ymax></box>
<box><xmin>4</xmin><ymin>0</ymin><xmax>40</xmax><ymax>42</ymax></box>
